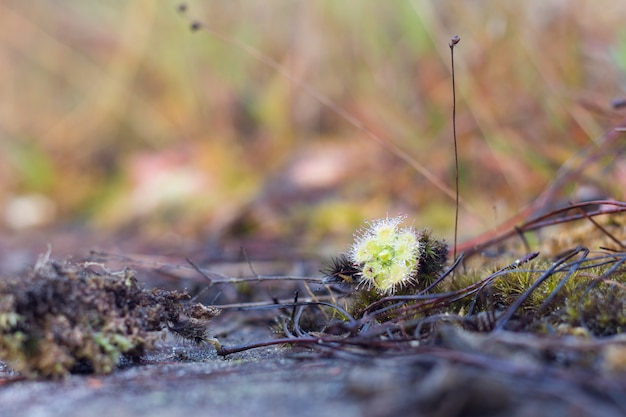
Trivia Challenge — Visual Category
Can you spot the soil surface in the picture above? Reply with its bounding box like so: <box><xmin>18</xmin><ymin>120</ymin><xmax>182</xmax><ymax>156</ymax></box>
<box><xmin>0</xmin><ymin>337</ymin><xmax>353</xmax><ymax>417</ymax></box>
<box><xmin>3</xmin><ymin>326</ymin><xmax>626</xmax><ymax>417</ymax></box>
<box><xmin>2</xmin><ymin>231</ymin><xmax>626</xmax><ymax>417</ymax></box>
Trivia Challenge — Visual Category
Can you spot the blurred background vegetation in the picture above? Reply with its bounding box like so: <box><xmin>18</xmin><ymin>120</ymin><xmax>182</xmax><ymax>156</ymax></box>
<box><xmin>1</xmin><ymin>1</ymin><xmax>626</xmax><ymax>258</ymax></box>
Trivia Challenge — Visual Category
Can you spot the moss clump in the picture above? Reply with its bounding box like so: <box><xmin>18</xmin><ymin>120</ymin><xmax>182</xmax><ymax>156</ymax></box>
<box><xmin>562</xmin><ymin>280</ymin><xmax>626</xmax><ymax>336</ymax></box>
<box><xmin>0</xmin><ymin>259</ymin><xmax>220</xmax><ymax>378</ymax></box>
<box><xmin>320</xmin><ymin>254</ymin><xmax>361</xmax><ymax>286</ymax></box>
<box><xmin>463</xmin><ymin>258</ymin><xmax>626</xmax><ymax>336</ymax></box>
<box><xmin>415</xmin><ymin>228</ymin><xmax>449</xmax><ymax>286</ymax></box>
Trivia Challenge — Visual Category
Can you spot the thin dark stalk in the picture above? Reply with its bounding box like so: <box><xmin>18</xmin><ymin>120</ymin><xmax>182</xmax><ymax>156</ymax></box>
<box><xmin>450</xmin><ymin>35</ymin><xmax>461</xmax><ymax>261</ymax></box>
<box><xmin>186</xmin><ymin>257</ymin><xmax>322</xmax><ymax>284</ymax></box>
<box><xmin>418</xmin><ymin>251</ymin><xmax>464</xmax><ymax>294</ymax></box>
<box><xmin>458</xmin><ymin>200</ymin><xmax>626</xmax><ymax>259</ymax></box>
<box><xmin>576</xmin><ymin>206</ymin><xmax>626</xmax><ymax>249</ymax></box>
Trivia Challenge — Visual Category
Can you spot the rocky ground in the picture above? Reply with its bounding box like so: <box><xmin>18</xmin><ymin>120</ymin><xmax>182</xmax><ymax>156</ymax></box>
<box><xmin>2</xmin><ymin>231</ymin><xmax>626</xmax><ymax>417</ymax></box>
<box><xmin>3</xmin><ymin>323</ymin><xmax>626</xmax><ymax>417</ymax></box>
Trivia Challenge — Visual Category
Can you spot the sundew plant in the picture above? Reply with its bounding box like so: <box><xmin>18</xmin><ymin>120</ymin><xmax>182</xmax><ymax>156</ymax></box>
<box><xmin>350</xmin><ymin>216</ymin><xmax>420</xmax><ymax>294</ymax></box>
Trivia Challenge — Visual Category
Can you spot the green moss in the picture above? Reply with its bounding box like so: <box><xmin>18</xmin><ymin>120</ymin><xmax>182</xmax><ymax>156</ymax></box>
<box><xmin>327</xmin><ymin>245</ymin><xmax>626</xmax><ymax>338</ymax></box>
<box><xmin>415</xmin><ymin>228</ymin><xmax>449</xmax><ymax>287</ymax></box>
<box><xmin>455</xmin><ymin>258</ymin><xmax>626</xmax><ymax>336</ymax></box>
<box><xmin>0</xmin><ymin>259</ymin><xmax>220</xmax><ymax>378</ymax></box>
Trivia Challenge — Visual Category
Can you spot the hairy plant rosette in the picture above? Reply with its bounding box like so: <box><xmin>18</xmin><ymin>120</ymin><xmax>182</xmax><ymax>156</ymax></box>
<box><xmin>349</xmin><ymin>216</ymin><xmax>420</xmax><ymax>294</ymax></box>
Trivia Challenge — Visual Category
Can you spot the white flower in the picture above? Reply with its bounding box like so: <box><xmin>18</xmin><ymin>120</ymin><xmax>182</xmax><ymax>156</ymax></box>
<box><xmin>349</xmin><ymin>216</ymin><xmax>420</xmax><ymax>294</ymax></box>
